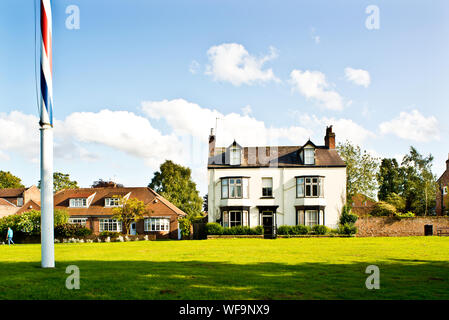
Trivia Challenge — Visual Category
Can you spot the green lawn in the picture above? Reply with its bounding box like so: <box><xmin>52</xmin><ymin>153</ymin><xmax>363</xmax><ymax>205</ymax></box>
<box><xmin>0</xmin><ymin>237</ymin><xmax>448</xmax><ymax>300</ymax></box>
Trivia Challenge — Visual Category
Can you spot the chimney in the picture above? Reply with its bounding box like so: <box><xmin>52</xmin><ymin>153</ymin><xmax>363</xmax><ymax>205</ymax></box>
<box><xmin>209</xmin><ymin>128</ymin><xmax>216</xmax><ymax>157</ymax></box>
<box><xmin>446</xmin><ymin>153</ymin><xmax>449</xmax><ymax>171</ymax></box>
<box><xmin>324</xmin><ymin>125</ymin><xmax>335</xmax><ymax>149</ymax></box>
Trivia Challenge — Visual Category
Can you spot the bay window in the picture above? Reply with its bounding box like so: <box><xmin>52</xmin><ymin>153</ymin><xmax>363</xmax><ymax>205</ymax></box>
<box><xmin>99</xmin><ymin>219</ymin><xmax>122</xmax><ymax>232</ymax></box>
<box><xmin>296</xmin><ymin>176</ymin><xmax>324</xmax><ymax>198</ymax></box>
<box><xmin>222</xmin><ymin>210</ymin><xmax>248</xmax><ymax>227</ymax></box>
<box><xmin>144</xmin><ymin>218</ymin><xmax>170</xmax><ymax>232</ymax></box>
<box><xmin>221</xmin><ymin>177</ymin><xmax>249</xmax><ymax>199</ymax></box>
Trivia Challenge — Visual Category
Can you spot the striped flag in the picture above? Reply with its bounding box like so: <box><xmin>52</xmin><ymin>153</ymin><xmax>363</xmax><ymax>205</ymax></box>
<box><xmin>40</xmin><ymin>0</ymin><xmax>53</xmax><ymax>126</ymax></box>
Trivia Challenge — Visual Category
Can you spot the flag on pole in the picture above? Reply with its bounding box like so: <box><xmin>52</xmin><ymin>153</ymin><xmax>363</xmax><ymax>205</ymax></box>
<box><xmin>40</xmin><ymin>0</ymin><xmax>53</xmax><ymax>126</ymax></box>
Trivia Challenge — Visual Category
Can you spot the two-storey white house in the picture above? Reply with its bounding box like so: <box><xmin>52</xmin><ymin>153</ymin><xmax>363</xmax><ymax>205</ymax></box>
<box><xmin>207</xmin><ymin>126</ymin><xmax>346</xmax><ymax>230</ymax></box>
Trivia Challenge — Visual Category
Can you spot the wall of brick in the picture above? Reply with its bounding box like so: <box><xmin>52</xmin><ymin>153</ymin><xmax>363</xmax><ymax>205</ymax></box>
<box><xmin>355</xmin><ymin>216</ymin><xmax>449</xmax><ymax>237</ymax></box>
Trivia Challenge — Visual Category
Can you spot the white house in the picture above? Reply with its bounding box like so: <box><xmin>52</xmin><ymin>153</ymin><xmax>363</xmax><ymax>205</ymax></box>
<box><xmin>207</xmin><ymin>126</ymin><xmax>346</xmax><ymax>230</ymax></box>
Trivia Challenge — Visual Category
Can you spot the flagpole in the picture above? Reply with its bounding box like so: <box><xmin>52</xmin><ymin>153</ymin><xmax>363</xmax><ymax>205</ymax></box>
<box><xmin>40</xmin><ymin>0</ymin><xmax>54</xmax><ymax>268</ymax></box>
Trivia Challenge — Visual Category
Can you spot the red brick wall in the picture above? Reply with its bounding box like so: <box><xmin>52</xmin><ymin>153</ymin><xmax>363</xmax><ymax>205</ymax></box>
<box><xmin>436</xmin><ymin>165</ymin><xmax>449</xmax><ymax>215</ymax></box>
<box><xmin>355</xmin><ymin>216</ymin><xmax>449</xmax><ymax>237</ymax></box>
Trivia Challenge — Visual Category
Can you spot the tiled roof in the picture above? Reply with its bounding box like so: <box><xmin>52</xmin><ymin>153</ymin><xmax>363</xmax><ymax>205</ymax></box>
<box><xmin>0</xmin><ymin>198</ymin><xmax>15</xmax><ymax>207</ymax></box>
<box><xmin>0</xmin><ymin>188</ymin><xmax>26</xmax><ymax>198</ymax></box>
<box><xmin>15</xmin><ymin>200</ymin><xmax>41</xmax><ymax>215</ymax></box>
<box><xmin>208</xmin><ymin>145</ymin><xmax>346</xmax><ymax>168</ymax></box>
<box><xmin>54</xmin><ymin>187</ymin><xmax>187</xmax><ymax>217</ymax></box>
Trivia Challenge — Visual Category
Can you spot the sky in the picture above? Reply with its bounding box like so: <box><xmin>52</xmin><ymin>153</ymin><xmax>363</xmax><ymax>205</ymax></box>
<box><xmin>0</xmin><ymin>0</ymin><xmax>448</xmax><ymax>195</ymax></box>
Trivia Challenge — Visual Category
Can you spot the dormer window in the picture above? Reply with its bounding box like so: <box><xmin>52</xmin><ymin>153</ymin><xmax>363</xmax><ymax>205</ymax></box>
<box><xmin>230</xmin><ymin>144</ymin><xmax>241</xmax><ymax>165</ymax></box>
<box><xmin>304</xmin><ymin>148</ymin><xmax>315</xmax><ymax>165</ymax></box>
<box><xmin>17</xmin><ymin>197</ymin><xmax>23</xmax><ymax>207</ymax></box>
<box><xmin>70</xmin><ymin>198</ymin><xmax>87</xmax><ymax>208</ymax></box>
<box><xmin>105</xmin><ymin>197</ymin><xmax>120</xmax><ymax>207</ymax></box>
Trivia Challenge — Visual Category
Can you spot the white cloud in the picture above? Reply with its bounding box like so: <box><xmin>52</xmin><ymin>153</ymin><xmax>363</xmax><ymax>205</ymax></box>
<box><xmin>141</xmin><ymin>99</ymin><xmax>311</xmax><ymax>147</ymax></box>
<box><xmin>62</xmin><ymin>110</ymin><xmax>184</xmax><ymax>168</ymax></box>
<box><xmin>205</xmin><ymin>43</ymin><xmax>280</xmax><ymax>86</ymax></box>
<box><xmin>379</xmin><ymin>109</ymin><xmax>439</xmax><ymax>142</ymax></box>
<box><xmin>189</xmin><ymin>60</ymin><xmax>200</xmax><ymax>74</ymax></box>
<box><xmin>344</xmin><ymin>67</ymin><xmax>371</xmax><ymax>88</ymax></box>
<box><xmin>241</xmin><ymin>105</ymin><xmax>252</xmax><ymax>116</ymax></box>
<box><xmin>290</xmin><ymin>70</ymin><xmax>344</xmax><ymax>111</ymax></box>
<box><xmin>298</xmin><ymin>113</ymin><xmax>375</xmax><ymax>146</ymax></box>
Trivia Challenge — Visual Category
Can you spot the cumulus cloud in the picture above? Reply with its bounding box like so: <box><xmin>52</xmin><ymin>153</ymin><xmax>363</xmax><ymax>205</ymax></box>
<box><xmin>62</xmin><ymin>110</ymin><xmax>184</xmax><ymax>168</ymax></box>
<box><xmin>141</xmin><ymin>98</ymin><xmax>311</xmax><ymax>147</ymax></box>
<box><xmin>290</xmin><ymin>70</ymin><xmax>344</xmax><ymax>111</ymax></box>
<box><xmin>189</xmin><ymin>60</ymin><xmax>200</xmax><ymax>74</ymax></box>
<box><xmin>379</xmin><ymin>109</ymin><xmax>439</xmax><ymax>142</ymax></box>
<box><xmin>344</xmin><ymin>67</ymin><xmax>371</xmax><ymax>87</ymax></box>
<box><xmin>297</xmin><ymin>113</ymin><xmax>375</xmax><ymax>146</ymax></box>
<box><xmin>205</xmin><ymin>43</ymin><xmax>280</xmax><ymax>86</ymax></box>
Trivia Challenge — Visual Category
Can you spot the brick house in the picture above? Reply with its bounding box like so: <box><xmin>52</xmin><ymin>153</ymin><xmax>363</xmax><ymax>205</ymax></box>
<box><xmin>436</xmin><ymin>154</ymin><xmax>449</xmax><ymax>215</ymax></box>
<box><xmin>0</xmin><ymin>186</ymin><xmax>41</xmax><ymax>218</ymax></box>
<box><xmin>351</xmin><ymin>193</ymin><xmax>376</xmax><ymax>217</ymax></box>
<box><xmin>54</xmin><ymin>186</ymin><xmax>187</xmax><ymax>239</ymax></box>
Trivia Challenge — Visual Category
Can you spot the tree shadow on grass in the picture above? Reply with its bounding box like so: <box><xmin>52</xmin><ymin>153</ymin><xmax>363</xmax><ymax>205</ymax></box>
<box><xmin>0</xmin><ymin>259</ymin><xmax>448</xmax><ymax>300</ymax></box>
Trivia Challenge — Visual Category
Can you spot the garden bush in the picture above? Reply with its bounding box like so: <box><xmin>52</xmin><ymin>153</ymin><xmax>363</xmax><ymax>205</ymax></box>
<box><xmin>339</xmin><ymin>205</ymin><xmax>358</xmax><ymax>225</ymax></box>
<box><xmin>337</xmin><ymin>223</ymin><xmax>357</xmax><ymax>235</ymax></box>
<box><xmin>99</xmin><ymin>231</ymin><xmax>120</xmax><ymax>238</ymax></box>
<box><xmin>394</xmin><ymin>211</ymin><xmax>415</xmax><ymax>219</ymax></box>
<box><xmin>312</xmin><ymin>225</ymin><xmax>329</xmax><ymax>235</ymax></box>
<box><xmin>55</xmin><ymin>223</ymin><xmax>92</xmax><ymax>238</ymax></box>
<box><xmin>370</xmin><ymin>201</ymin><xmax>397</xmax><ymax>216</ymax></box>
<box><xmin>205</xmin><ymin>223</ymin><xmax>223</xmax><ymax>235</ymax></box>
<box><xmin>385</xmin><ymin>193</ymin><xmax>406</xmax><ymax>212</ymax></box>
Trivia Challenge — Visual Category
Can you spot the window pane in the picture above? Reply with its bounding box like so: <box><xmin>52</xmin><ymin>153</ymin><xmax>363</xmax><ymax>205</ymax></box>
<box><xmin>222</xmin><ymin>180</ymin><xmax>228</xmax><ymax>198</ymax></box>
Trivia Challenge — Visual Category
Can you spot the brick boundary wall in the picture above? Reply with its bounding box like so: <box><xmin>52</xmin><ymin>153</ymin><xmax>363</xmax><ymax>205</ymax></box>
<box><xmin>355</xmin><ymin>216</ymin><xmax>449</xmax><ymax>237</ymax></box>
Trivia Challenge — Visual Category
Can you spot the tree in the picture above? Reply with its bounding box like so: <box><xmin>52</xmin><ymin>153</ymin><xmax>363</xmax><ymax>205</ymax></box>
<box><xmin>377</xmin><ymin>158</ymin><xmax>403</xmax><ymax>201</ymax></box>
<box><xmin>38</xmin><ymin>172</ymin><xmax>79</xmax><ymax>193</ymax></box>
<box><xmin>203</xmin><ymin>194</ymin><xmax>208</xmax><ymax>213</ymax></box>
<box><xmin>149</xmin><ymin>160</ymin><xmax>203</xmax><ymax>219</ymax></box>
<box><xmin>0</xmin><ymin>171</ymin><xmax>25</xmax><ymax>189</ymax></box>
<box><xmin>112</xmin><ymin>196</ymin><xmax>148</xmax><ymax>235</ymax></box>
<box><xmin>401</xmin><ymin>147</ymin><xmax>437</xmax><ymax>216</ymax></box>
<box><xmin>92</xmin><ymin>179</ymin><xmax>124</xmax><ymax>188</ymax></box>
<box><xmin>337</xmin><ymin>141</ymin><xmax>379</xmax><ymax>202</ymax></box>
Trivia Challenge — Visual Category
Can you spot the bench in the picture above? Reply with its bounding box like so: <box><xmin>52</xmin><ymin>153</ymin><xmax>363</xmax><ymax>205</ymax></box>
<box><xmin>437</xmin><ymin>227</ymin><xmax>449</xmax><ymax>236</ymax></box>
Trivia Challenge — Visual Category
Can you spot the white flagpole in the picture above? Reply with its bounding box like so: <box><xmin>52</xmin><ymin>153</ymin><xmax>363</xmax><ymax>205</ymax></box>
<box><xmin>40</xmin><ymin>0</ymin><xmax>54</xmax><ymax>268</ymax></box>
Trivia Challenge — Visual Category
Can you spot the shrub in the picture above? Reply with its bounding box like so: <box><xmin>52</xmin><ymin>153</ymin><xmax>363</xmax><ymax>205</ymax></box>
<box><xmin>252</xmin><ymin>225</ymin><xmax>264</xmax><ymax>235</ymax></box>
<box><xmin>337</xmin><ymin>223</ymin><xmax>357</xmax><ymax>235</ymax></box>
<box><xmin>205</xmin><ymin>223</ymin><xmax>223</xmax><ymax>235</ymax></box>
<box><xmin>339</xmin><ymin>205</ymin><xmax>358</xmax><ymax>225</ymax></box>
<box><xmin>292</xmin><ymin>225</ymin><xmax>309</xmax><ymax>235</ymax></box>
<box><xmin>312</xmin><ymin>225</ymin><xmax>329</xmax><ymax>235</ymax></box>
<box><xmin>55</xmin><ymin>223</ymin><xmax>92</xmax><ymax>238</ymax></box>
<box><xmin>277</xmin><ymin>225</ymin><xmax>293</xmax><ymax>235</ymax></box>
<box><xmin>385</xmin><ymin>193</ymin><xmax>406</xmax><ymax>212</ymax></box>
<box><xmin>370</xmin><ymin>201</ymin><xmax>397</xmax><ymax>216</ymax></box>
<box><xmin>99</xmin><ymin>231</ymin><xmax>120</xmax><ymax>238</ymax></box>
<box><xmin>178</xmin><ymin>218</ymin><xmax>192</xmax><ymax>239</ymax></box>
<box><xmin>394</xmin><ymin>211</ymin><xmax>415</xmax><ymax>219</ymax></box>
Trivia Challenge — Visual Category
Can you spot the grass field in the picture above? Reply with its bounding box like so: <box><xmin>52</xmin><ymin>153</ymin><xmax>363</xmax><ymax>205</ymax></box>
<box><xmin>0</xmin><ymin>237</ymin><xmax>448</xmax><ymax>300</ymax></box>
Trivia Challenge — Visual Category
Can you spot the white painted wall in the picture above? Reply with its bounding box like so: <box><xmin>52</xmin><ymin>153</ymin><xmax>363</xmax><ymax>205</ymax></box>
<box><xmin>208</xmin><ymin>167</ymin><xmax>346</xmax><ymax>228</ymax></box>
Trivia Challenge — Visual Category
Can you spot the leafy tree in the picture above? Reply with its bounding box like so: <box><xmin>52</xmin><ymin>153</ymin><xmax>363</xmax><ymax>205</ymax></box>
<box><xmin>92</xmin><ymin>179</ymin><xmax>124</xmax><ymax>188</ymax></box>
<box><xmin>384</xmin><ymin>193</ymin><xmax>406</xmax><ymax>212</ymax></box>
<box><xmin>337</xmin><ymin>141</ymin><xmax>379</xmax><ymax>202</ymax></box>
<box><xmin>0</xmin><ymin>171</ymin><xmax>25</xmax><ymax>189</ymax></box>
<box><xmin>149</xmin><ymin>160</ymin><xmax>203</xmax><ymax>219</ymax></box>
<box><xmin>38</xmin><ymin>172</ymin><xmax>79</xmax><ymax>193</ymax></box>
<box><xmin>112</xmin><ymin>196</ymin><xmax>148</xmax><ymax>235</ymax></box>
<box><xmin>203</xmin><ymin>194</ymin><xmax>208</xmax><ymax>213</ymax></box>
<box><xmin>377</xmin><ymin>158</ymin><xmax>403</xmax><ymax>200</ymax></box>
<box><xmin>401</xmin><ymin>147</ymin><xmax>437</xmax><ymax>216</ymax></box>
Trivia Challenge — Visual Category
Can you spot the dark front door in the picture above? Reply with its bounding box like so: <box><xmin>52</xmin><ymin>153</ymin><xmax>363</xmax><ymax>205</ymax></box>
<box><xmin>262</xmin><ymin>212</ymin><xmax>276</xmax><ymax>239</ymax></box>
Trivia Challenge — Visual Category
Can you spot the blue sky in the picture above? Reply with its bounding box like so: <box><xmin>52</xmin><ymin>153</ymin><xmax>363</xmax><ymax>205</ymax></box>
<box><xmin>0</xmin><ymin>0</ymin><xmax>448</xmax><ymax>195</ymax></box>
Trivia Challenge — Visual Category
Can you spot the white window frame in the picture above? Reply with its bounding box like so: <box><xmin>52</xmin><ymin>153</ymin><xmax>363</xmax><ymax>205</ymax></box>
<box><xmin>99</xmin><ymin>219</ymin><xmax>122</xmax><ymax>232</ymax></box>
<box><xmin>305</xmin><ymin>210</ymin><xmax>319</xmax><ymax>227</ymax></box>
<box><xmin>297</xmin><ymin>177</ymin><xmax>324</xmax><ymax>198</ymax></box>
<box><xmin>68</xmin><ymin>218</ymin><xmax>87</xmax><ymax>226</ymax></box>
<box><xmin>443</xmin><ymin>186</ymin><xmax>448</xmax><ymax>195</ymax></box>
<box><xmin>304</xmin><ymin>148</ymin><xmax>315</xmax><ymax>165</ymax></box>
<box><xmin>230</xmin><ymin>147</ymin><xmax>241</xmax><ymax>165</ymax></box>
<box><xmin>69</xmin><ymin>198</ymin><xmax>88</xmax><ymax>208</ymax></box>
<box><xmin>221</xmin><ymin>177</ymin><xmax>249</xmax><ymax>199</ymax></box>
<box><xmin>262</xmin><ymin>177</ymin><xmax>273</xmax><ymax>197</ymax></box>
<box><xmin>144</xmin><ymin>217</ymin><xmax>170</xmax><ymax>232</ymax></box>
<box><xmin>105</xmin><ymin>197</ymin><xmax>120</xmax><ymax>207</ymax></box>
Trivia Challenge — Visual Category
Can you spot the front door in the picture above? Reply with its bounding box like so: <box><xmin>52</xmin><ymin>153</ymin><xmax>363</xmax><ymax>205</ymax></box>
<box><xmin>130</xmin><ymin>222</ymin><xmax>137</xmax><ymax>235</ymax></box>
<box><xmin>262</xmin><ymin>211</ymin><xmax>276</xmax><ymax>239</ymax></box>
